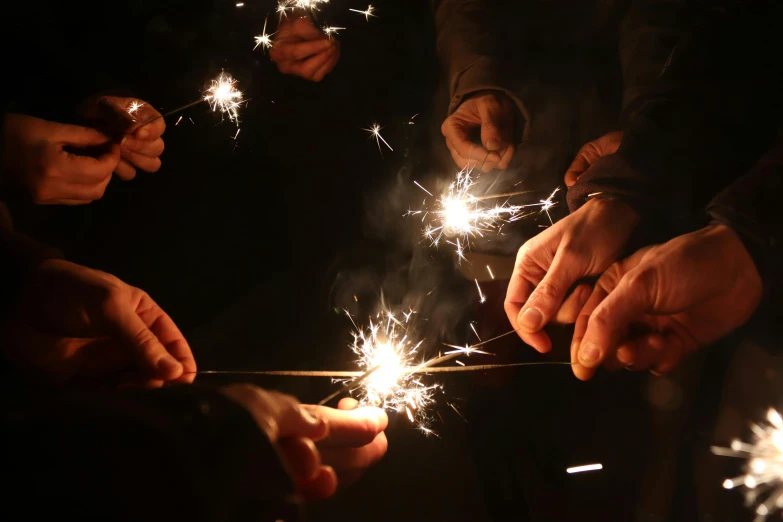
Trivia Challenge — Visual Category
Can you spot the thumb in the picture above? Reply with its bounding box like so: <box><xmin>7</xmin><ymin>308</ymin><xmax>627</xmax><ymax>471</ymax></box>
<box><xmin>517</xmin><ymin>249</ymin><xmax>582</xmax><ymax>333</ymax></box>
<box><xmin>107</xmin><ymin>307</ymin><xmax>183</xmax><ymax>380</ymax></box>
<box><xmin>577</xmin><ymin>265</ymin><xmax>657</xmax><ymax>369</ymax></box>
<box><xmin>477</xmin><ymin>100</ymin><xmax>507</xmax><ymax>155</ymax></box>
<box><xmin>55</xmin><ymin>123</ymin><xmax>113</xmax><ymax>148</ymax></box>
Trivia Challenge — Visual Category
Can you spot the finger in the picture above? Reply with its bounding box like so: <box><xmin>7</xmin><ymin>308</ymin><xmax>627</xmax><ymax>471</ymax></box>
<box><xmin>577</xmin><ymin>265</ymin><xmax>657</xmax><ymax>370</ymax></box>
<box><xmin>478</xmin><ymin>99</ymin><xmax>512</xmax><ymax>157</ymax></box>
<box><xmin>61</xmin><ymin>143</ymin><xmax>121</xmax><ymax>182</ymax></box>
<box><xmin>135</xmin><ymin>294</ymin><xmax>197</xmax><ymax>383</ymax></box>
<box><xmin>279</xmin><ymin>437</ymin><xmax>321</xmax><ymax>481</ymax></box>
<box><xmin>132</xmin><ymin>107</ymin><xmax>165</xmax><ymax>141</ymax></box>
<box><xmin>281</xmin><ymin>51</ymin><xmax>332</xmax><ymax>80</ymax></box>
<box><xmin>274</xmin><ymin>396</ymin><xmax>329</xmax><ymax>442</ymax></box>
<box><xmin>571</xmin><ymin>284</ymin><xmax>609</xmax><ymax>381</ymax></box>
<box><xmin>516</xmin><ymin>247</ymin><xmax>585</xmax><ymax>334</ymax></box>
<box><xmin>617</xmin><ymin>333</ymin><xmax>684</xmax><ymax>374</ymax></box>
<box><xmin>564</xmin><ymin>151</ymin><xmax>595</xmax><ymax>187</ymax></box>
<box><xmin>441</xmin><ymin>118</ymin><xmax>493</xmax><ymax>170</ymax></box>
<box><xmin>320</xmin><ymin>431</ymin><xmax>388</xmax><ymax>475</ymax></box>
<box><xmin>289</xmin><ymin>16</ymin><xmax>330</xmax><ymax>39</ymax></box>
<box><xmin>121</xmin><ymin>136</ymin><xmax>164</xmax><ymax>158</ymax></box>
<box><xmin>337</xmin><ymin>397</ymin><xmax>359</xmax><ymax>411</ymax></box>
<box><xmin>553</xmin><ymin>283</ymin><xmax>593</xmax><ymax>324</ymax></box>
<box><xmin>308</xmin><ymin>405</ymin><xmax>388</xmax><ymax>449</ymax></box>
<box><xmin>39</xmin><ymin>177</ymin><xmax>111</xmax><ymax>204</ymax></box>
<box><xmin>270</xmin><ymin>38</ymin><xmax>331</xmax><ymax>63</ymax></box>
<box><xmin>54</xmin><ymin>123</ymin><xmax>114</xmax><ymax>148</ymax></box>
<box><xmin>114</xmin><ymin>159</ymin><xmax>137</xmax><ymax>180</ymax></box>
<box><xmin>312</xmin><ymin>47</ymin><xmax>339</xmax><ymax>82</ymax></box>
<box><xmin>121</xmin><ymin>149</ymin><xmax>162</xmax><ymax>173</ymax></box>
<box><xmin>298</xmin><ymin>466</ymin><xmax>338</xmax><ymax>501</ymax></box>
<box><xmin>496</xmin><ymin>143</ymin><xmax>515</xmax><ymax>170</ymax></box>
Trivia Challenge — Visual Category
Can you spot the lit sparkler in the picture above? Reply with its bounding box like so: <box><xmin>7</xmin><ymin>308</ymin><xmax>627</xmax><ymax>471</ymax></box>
<box><xmin>204</xmin><ymin>72</ymin><xmax>245</xmax><ymax>125</ymax></box>
<box><xmin>254</xmin><ymin>17</ymin><xmax>274</xmax><ymax>51</ymax></box>
<box><xmin>363</xmin><ymin>123</ymin><xmax>393</xmax><ymax>154</ymax></box>
<box><xmin>349</xmin><ymin>4</ymin><xmax>376</xmax><ymax>21</ymax></box>
<box><xmin>712</xmin><ymin>408</ymin><xmax>783</xmax><ymax>521</ymax></box>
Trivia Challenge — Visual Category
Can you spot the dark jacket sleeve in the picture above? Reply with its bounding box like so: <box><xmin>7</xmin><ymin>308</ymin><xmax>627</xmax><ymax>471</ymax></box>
<box><xmin>707</xmin><ymin>137</ymin><xmax>783</xmax><ymax>304</ymax></box>
<box><xmin>0</xmin><ymin>384</ymin><xmax>302</xmax><ymax>522</ymax></box>
<box><xmin>568</xmin><ymin>0</ymin><xmax>783</xmax><ymax>234</ymax></box>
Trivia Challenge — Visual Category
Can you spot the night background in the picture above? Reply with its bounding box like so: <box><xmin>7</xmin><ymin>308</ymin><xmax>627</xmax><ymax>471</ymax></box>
<box><xmin>3</xmin><ymin>1</ymin><xmax>780</xmax><ymax>520</ymax></box>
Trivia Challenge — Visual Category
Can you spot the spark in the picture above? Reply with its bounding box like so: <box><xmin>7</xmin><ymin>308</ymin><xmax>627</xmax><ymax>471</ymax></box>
<box><xmin>277</xmin><ymin>0</ymin><xmax>328</xmax><ymax>17</ymax></box>
<box><xmin>487</xmin><ymin>265</ymin><xmax>495</xmax><ymax>279</ymax></box>
<box><xmin>236</xmin><ymin>2</ymin><xmax>244</xmax><ymax>6</ymax></box>
<box><xmin>233</xmin><ymin>128</ymin><xmax>241</xmax><ymax>140</ymax></box>
<box><xmin>712</xmin><ymin>408</ymin><xmax>783</xmax><ymax>521</ymax></box>
<box><xmin>127</xmin><ymin>101</ymin><xmax>144</xmax><ymax>116</ymax></box>
<box><xmin>349</xmin><ymin>4</ymin><xmax>376</xmax><ymax>21</ymax></box>
<box><xmin>470</xmin><ymin>322</ymin><xmax>482</xmax><ymax>341</ymax></box>
<box><xmin>363</xmin><ymin>123</ymin><xmax>393</xmax><ymax>154</ymax></box>
<box><xmin>413</xmin><ymin>170</ymin><xmax>524</xmax><ymax>259</ymax></box>
<box><xmin>322</xmin><ymin>26</ymin><xmax>345</xmax><ymax>38</ymax></box>
<box><xmin>254</xmin><ymin>17</ymin><xmax>274</xmax><ymax>51</ymax></box>
<box><xmin>203</xmin><ymin>72</ymin><xmax>245</xmax><ymax>125</ymax></box>
<box><xmin>175</xmin><ymin>116</ymin><xmax>183</xmax><ymax>126</ymax></box>
<box><xmin>414</xmin><ymin>181</ymin><xmax>433</xmax><ymax>197</ymax></box>
<box><xmin>537</xmin><ymin>187</ymin><xmax>560</xmax><ymax>226</ymax></box>
<box><xmin>442</xmin><ymin>344</ymin><xmax>492</xmax><ymax>357</ymax></box>
<box><xmin>455</xmin><ymin>360</ymin><xmax>465</xmax><ymax>366</ymax></box>
<box><xmin>567</xmin><ymin>463</ymin><xmax>603</xmax><ymax>474</ymax></box>
<box><xmin>475</xmin><ymin>279</ymin><xmax>487</xmax><ymax>304</ymax></box>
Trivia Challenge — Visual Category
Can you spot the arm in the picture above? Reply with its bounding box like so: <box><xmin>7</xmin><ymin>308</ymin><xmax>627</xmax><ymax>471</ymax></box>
<box><xmin>568</xmin><ymin>1</ymin><xmax>783</xmax><ymax>229</ymax></box>
<box><xmin>1</xmin><ymin>385</ymin><xmax>302</xmax><ymax>522</ymax></box>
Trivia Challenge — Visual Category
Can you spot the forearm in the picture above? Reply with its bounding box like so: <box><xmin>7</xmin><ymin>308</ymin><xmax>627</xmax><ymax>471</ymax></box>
<box><xmin>432</xmin><ymin>0</ymin><xmax>527</xmax><ymax>117</ymax></box>
<box><xmin>1</xmin><ymin>385</ymin><xmax>301</xmax><ymax>522</ymax></box>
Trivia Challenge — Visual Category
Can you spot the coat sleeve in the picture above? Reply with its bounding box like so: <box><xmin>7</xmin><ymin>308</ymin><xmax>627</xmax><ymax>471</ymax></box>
<box><xmin>568</xmin><ymin>0</ymin><xmax>783</xmax><ymax>234</ymax></box>
<box><xmin>0</xmin><ymin>384</ymin><xmax>302</xmax><ymax>522</ymax></box>
<box><xmin>431</xmin><ymin>0</ymin><xmax>529</xmax><ymax>123</ymax></box>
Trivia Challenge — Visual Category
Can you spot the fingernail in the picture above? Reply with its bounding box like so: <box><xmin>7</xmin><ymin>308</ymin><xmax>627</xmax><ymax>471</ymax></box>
<box><xmin>135</xmin><ymin>129</ymin><xmax>149</xmax><ymax>140</ymax></box>
<box><xmin>520</xmin><ymin>307</ymin><xmax>543</xmax><ymax>331</ymax></box>
<box><xmin>578</xmin><ymin>342</ymin><xmax>601</xmax><ymax>366</ymax></box>
<box><xmin>300</xmin><ymin>406</ymin><xmax>320</xmax><ymax>424</ymax></box>
<box><xmin>486</xmin><ymin>139</ymin><xmax>499</xmax><ymax>151</ymax></box>
<box><xmin>120</xmin><ymin>136</ymin><xmax>127</xmax><ymax>146</ymax></box>
<box><xmin>157</xmin><ymin>357</ymin><xmax>182</xmax><ymax>375</ymax></box>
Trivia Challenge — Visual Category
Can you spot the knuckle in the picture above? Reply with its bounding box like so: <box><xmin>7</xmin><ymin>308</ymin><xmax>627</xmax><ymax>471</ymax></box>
<box><xmin>532</xmin><ymin>281</ymin><xmax>560</xmax><ymax>302</ymax></box>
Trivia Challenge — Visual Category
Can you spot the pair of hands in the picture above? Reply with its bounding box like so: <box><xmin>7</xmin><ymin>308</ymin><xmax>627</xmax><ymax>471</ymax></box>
<box><xmin>2</xmin><ymin>96</ymin><xmax>165</xmax><ymax>205</ymax></box>
<box><xmin>222</xmin><ymin>387</ymin><xmax>388</xmax><ymax>500</ymax></box>
<box><xmin>269</xmin><ymin>17</ymin><xmax>340</xmax><ymax>82</ymax></box>
<box><xmin>503</xmin><ymin>132</ymin><xmax>763</xmax><ymax>380</ymax></box>
<box><xmin>5</xmin><ymin>258</ymin><xmax>388</xmax><ymax>496</ymax></box>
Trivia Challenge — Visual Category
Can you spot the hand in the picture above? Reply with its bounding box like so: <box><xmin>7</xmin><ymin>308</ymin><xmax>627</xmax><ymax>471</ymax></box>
<box><xmin>306</xmin><ymin>398</ymin><xmax>388</xmax><ymax>487</ymax></box>
<box><xmin>564</xmin><ymin>131</ymin><xmax>624</xmax><ymax>187</ymax></box>
<box><xmin>441</xmin><ymin>91</ymin><xmax>517</xmax><ymax>172</ymax></box>
<box><xmin>1</xmin><ymin>113</ymin><xmax>120</xmax><ymax>205</ymax></box>
<box><xmin>82</xmin><ymin>96</ymin><xmax>165</xmax><ymax>180</ymax></box>
<box><xmin>6</xmin><ymin>259</ymin><xmax>196</xmax><ymax>387</ymax></box>
<box><xmin>504</xmin><ymin>197</ymin><xmax>640</xmax><ymax>353</ymax></box>
<box><xmin>221</xmin><ymin>385</ymin><xmax>336</xmax><ymax>500</ymax></box>
<box><xmin>571</xmin><ymin>224</ymin><xmax>762</xmax><ymax>381</ymax></box>
<box><xmin>269</xmin><ymin>17</ymin><xmax>340</xmax><ymax>82</ymax></box>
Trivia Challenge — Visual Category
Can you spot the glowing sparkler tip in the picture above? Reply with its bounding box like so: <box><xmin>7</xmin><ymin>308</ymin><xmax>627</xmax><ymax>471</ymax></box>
<box><xmin>322</xmin><ymin>26</ymin><xmax>345</xmax><ymax>37</ymax></box>
<box><xmin>254</xmin><ymin>18</ymin><xmax>274</xmax><ymax>50</ymax></box>
<box><xmin>349</xmin><ymin>4</ymin><xmax>376</xmax><ymax>21</ymax></box>
<box><xmin>204</xmin><ymin>72</ymin><xmax>245</xmax><ymax>125</ymax></box>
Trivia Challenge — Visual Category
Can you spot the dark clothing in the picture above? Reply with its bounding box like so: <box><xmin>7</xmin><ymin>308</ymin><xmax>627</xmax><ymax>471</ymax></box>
<box><xmin>1</xmin><ymin>382</ymin><xmax>301</xmax><ymax>522</ymax></box>
<box><xmin>567</xmin><ymin>0</ymin><xmax>783</xmax><ymax>304</ymax></box>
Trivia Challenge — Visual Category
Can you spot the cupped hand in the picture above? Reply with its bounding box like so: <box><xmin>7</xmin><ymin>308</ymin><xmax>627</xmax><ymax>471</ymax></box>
<box><xmin>441</xmin><ymin>91</ymin><xmax>517</xmax><ymax>172</ymax></box>
<box><xmin>306</xmin><ymin>398</ymin><xmax>389</xmax><ymax>488</ymax></box>
<box><xmin>1</xmin><ymin>113</ymin><xmax>119</xmax><ymax>204</ymax></box>
<box><xmin>564</xmin><ymin>131</ymin><xmax>624</xmax><ymax>187</ymax></box>
<box><xmin>269</xmin><ymin>17</ymin><xmax>340</xmax><ymax>82</ymax></box>
<box><xmin>504</xmin><ymin>197</ymin><xmax>640</xmax><ymax>353</ymax></box>
<box><xmin>570</xmin><ymin>224</ymin><xmax>762</xmax><ymax>381</ymax></box>
<box><xmin>7</xmin><ymin>259</ymin><xmax>196</xmax><ymax>386</ymax></box>
<box><xmin>82</xmin><ymin>96</ymin><xmax>165</xmax><ymax>180</ymax></box>
<box><xmin>221</xmin><ymin>385</ymin><xmax>336</xmax><ymax>500</ymax></box>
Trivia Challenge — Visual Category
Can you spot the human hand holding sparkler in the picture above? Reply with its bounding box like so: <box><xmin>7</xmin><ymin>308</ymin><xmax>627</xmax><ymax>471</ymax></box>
<box><xmin>441</xmin><ymin>91</ymin><xmax>517</xmax><ymax>172</ymax></box>
<box><xmin>221</xmin><ymin>385</ymin><xmax>338</xmax><ymax>500</ymax></box>
<box><xmin>269</xmin><ymin>17</ymin><xmax>340</xmax><ymax>82</ymax></box>
<box><xmin>570</xmin><ymin>224</ymin><xmax>762</xmax><ymax>381</ymax></box>
<box><xmin>307</xmin><ymin>397</ymin><xmax>388</xmax><ymax>487</ymax></box>
<box><xmin>564</xmin><ymin>131</ymin><xmax>624</xmax><ymax>187</ymax></box>
<box><xmin>5</xmin><ymin>258</ymin><xmax>196</xmax><ymax>387</ymax></box>
<box><xmin>504</xmin><ymin>197</ymin><xmax>639</xmax><ymax>353</ymax></box>
<box><xmin>1</xmin><ymin>113</ymin><xmax>120</xmax><ymax>205</ymax></box>
<box><xmin>82</xmin><ymin>96</ymin><xmax>166</xmax><ymax>180</ymax></box>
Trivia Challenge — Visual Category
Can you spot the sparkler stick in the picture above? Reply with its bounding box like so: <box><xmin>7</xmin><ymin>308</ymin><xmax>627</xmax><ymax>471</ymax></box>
<box><xmin>194</xmin><ymin>361</ymin><xmax>574</xmax><ymax>378</ymax></box>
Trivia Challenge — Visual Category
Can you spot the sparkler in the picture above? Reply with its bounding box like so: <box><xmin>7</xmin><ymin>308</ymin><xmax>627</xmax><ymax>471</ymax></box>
<box><xmin>204</xmin><ymin>72</ymin><xmax>245</xmax><ymax>125</ymax></box>
<box><xmin>712</xmin><ymin>408</ymin><xmax>783</xmax><ymax>521</ymax></box>
<box><xmin>253</xmin><ymin>17</ymin><xmax>274</xmax><ymax>51</ymax></box>
<box><xmin>349</xmin><ymin>4</ymin><xmax>376</xmax><ymax>21</ymax></box>
<box><xmin>363</xmin><ymin>123</ymin><xmax>393</xmax><ymax>154</ymax></box>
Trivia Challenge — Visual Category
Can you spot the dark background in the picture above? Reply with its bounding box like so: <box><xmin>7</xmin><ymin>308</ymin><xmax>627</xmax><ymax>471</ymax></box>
<box><xmin>4</xmin><ymin>1</ymin><xmax>774</xmax><ymax>520</ymax></box>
